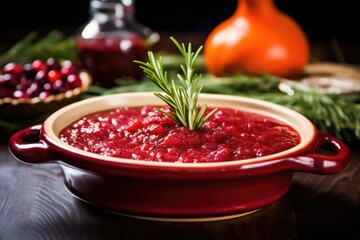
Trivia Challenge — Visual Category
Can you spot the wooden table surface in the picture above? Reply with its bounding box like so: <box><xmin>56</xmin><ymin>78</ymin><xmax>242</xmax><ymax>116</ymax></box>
<box><xmin>1</xmin><ymin>32</ymin><xmax>360</xmax><ymax>240</ymax></box>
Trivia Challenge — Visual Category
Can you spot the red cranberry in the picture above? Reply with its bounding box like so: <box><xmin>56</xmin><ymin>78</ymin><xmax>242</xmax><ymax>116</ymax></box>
<box><xmin>61</xmin><ymin>61</ymin><xmax>79</xmax><ymax>76</ymax></box>
<box><xmin>15</xmin><ymin>77</ymin><xmax>31</xmax><ymax>91</ymax></box>
<box><xmin>32</xmin><ymin>59</ymin><xmax>47</xmax><ymax>72</ymax></box>
<box><xmin>47</xmin><ymin>70</ymin><xmax>62</xmax><ymax>84</ymax></box>
<box><xmin>2</xmin><ymin>73</ymin><xmax>18</xmax><ymax>87</ymax></box>
<box><xmin>39</xmin><ymin>91</ymin><xmax>52</xmax><ymax>99</ymax></box>
<box><xmin>67</xmin><ymin>74</ymin><xmax>82</xmax><ymax>88</ymax></box>
<box><xmin>13</xmin><ymin>90</ymin><xmax>31</xmax><ymax>99</ymax></box>
<box><xmin>2</xmin><ymin>62</ymin><xmax>23</xmax><ymax>76</ymax></box>
<box><xmin>35</xmin><ymin>70</ymin><xmax>48</xmax><ymax>85</ymax></box>
<box><xmin>46</xmin><ymin>58</ymin><xmax>61</xmax><ymax>71</ymax></box>
<box><xmin>52</xmin><ymin>79</ymin><xmax>65</xmax><ymax>93</ymax></box>
<box><xmin>23</xmin><ymin>63</ymin><xmax>35</xmax><ymax>79</ymax></box>
<box><xmin>26</xmin><ymin>82</ymin><xmax>41</xmax><ymax>97</ymax></box>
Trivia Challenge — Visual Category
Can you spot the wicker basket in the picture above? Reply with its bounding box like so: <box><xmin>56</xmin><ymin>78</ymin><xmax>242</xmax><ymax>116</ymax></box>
<box><xmin>0</xmin><ymin>71</ymin><xmax>92</xmax><ymax>120</ymax></box>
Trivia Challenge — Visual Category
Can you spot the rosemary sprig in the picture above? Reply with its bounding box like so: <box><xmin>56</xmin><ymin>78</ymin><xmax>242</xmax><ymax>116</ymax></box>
<box><xmin>253</xmin><ymin>86</ymin><xmax>360</xmax><ymax>143</ymax></box>
<box><xmin>134</xmin><ymin>37</ymin><xmax>217</xmax><ymax>130</ymax></box>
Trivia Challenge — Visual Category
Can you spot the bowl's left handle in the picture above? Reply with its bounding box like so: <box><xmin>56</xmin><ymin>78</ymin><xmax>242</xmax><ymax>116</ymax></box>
<box><xmin>8</xmin><ymin>124</ymin><xmax>54</xmax><ymax>164</ymax></box>
<box><xmin>288</xmin><ymin>131</ymin><xmax>350</xmax><ymax>174</ymax></box>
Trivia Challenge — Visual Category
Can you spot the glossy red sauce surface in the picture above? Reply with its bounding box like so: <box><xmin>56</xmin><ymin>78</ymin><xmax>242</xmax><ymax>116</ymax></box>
<box><xmin>59</xmin><ymin>106</ymin><xmax>300</xmax><ymax>163</ymax></box>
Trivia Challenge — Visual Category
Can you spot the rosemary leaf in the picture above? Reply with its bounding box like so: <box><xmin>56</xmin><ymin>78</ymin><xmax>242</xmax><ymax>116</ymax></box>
<box><xmin>134</xmin><ymin>37</ymin><xmax>217</xmax><ymax>130</ymax></box>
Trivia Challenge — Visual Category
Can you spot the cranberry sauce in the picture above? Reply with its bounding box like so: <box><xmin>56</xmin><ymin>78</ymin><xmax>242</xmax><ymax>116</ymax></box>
<box><xmin>59</xmin><ymin>106</ymin><xmax>300</xmax><ymax>163</ymax></box>
<box><xmin>75</xmin><ymin>35</ymin><xmax>147</xmax><ymax>88</ymax></box>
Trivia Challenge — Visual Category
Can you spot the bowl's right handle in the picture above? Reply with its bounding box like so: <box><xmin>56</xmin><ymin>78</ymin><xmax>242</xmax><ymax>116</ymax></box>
<box><xmin>288</xmin><ymin>131</ymin><xmax>350</xmax><ymax>174</ymax></box>
<box><xmin>8</xmin><ymin>124</ymin><xmax>54</xmax><ymax>164</ymax></box>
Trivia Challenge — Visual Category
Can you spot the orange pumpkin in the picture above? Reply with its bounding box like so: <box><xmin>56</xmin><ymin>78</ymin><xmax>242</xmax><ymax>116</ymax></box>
<box><xmin>204</xmin><ymin>0</ymin><xmax>310</xmax><ymax>78</ymax></box>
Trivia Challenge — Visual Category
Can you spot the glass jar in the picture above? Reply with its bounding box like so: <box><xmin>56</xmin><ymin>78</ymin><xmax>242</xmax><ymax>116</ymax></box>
<box><xmin>75</xmin><ymin>0</ymin><xmax>159</xmax><ymax>87</ymax></box>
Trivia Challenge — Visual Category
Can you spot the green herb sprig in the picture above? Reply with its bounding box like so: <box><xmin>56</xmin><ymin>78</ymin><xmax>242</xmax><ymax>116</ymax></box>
<box><xmin>134</xmin><ymin>37</ymin><xmax>217</xmax><ymax>130</ymax></box>
<box><xmin>0</xmin><ymin>30</ymin><xmax>76</xmax><ymax>68</ymax></box>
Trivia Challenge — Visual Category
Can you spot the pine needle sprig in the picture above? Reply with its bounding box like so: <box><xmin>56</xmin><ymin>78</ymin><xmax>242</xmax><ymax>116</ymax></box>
<box><xmin>0</xmin><ymin>30</ymin><xmax>76</xmax><ymax>68</ymax></box>
<box><xmin>134</xmin><ymin>37</ymin><xmax>217</xmax><ymax>130</ymax></box>
<box><xmin>250</xmin><ymin>85</ymin><xmax>360</xmax><ymax>143</ymax></box>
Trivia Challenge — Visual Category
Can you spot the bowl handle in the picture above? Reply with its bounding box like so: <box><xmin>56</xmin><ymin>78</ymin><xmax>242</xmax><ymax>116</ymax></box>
<box><xmin>289</xmin><ymin>131</ymin><xmax>350</xmax><ymax>174</ymax></box>
<box><xmin>8</xmin><ymin>124</ymin><xmax>54</xmax><ymax>164</ymax></box>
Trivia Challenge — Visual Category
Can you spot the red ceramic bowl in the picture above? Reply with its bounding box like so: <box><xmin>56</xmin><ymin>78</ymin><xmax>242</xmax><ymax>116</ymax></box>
<box><xmin>8</xmin><ymin>92</ymin><xmax>350</xmax><ymax>222</ymax></box>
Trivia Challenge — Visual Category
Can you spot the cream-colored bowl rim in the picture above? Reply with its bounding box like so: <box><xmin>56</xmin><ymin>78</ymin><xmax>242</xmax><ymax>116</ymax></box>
<box><xmin>44</xmin><ymin>92</ymin><xmax>316</xmax><ymax>168</ymax></box>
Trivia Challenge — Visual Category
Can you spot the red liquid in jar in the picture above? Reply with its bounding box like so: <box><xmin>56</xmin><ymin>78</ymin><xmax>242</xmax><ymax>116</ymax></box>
<box><xmin>76</xmin><ymin>35</ymin><xmax>147</xmax><ymax>87</ymax></box>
